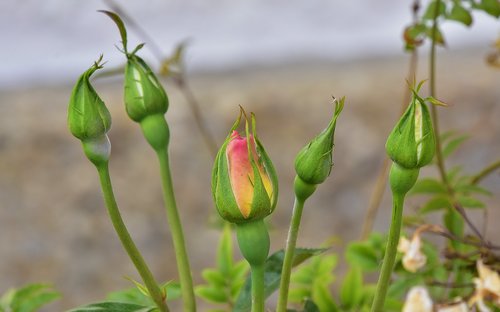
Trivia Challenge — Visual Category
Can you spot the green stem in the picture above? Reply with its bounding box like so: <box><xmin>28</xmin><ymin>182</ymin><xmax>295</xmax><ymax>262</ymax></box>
<box><xmin>471</xmin><ymin>159</ymin><xmax>500</xmax><ymax>185</ymax></box>
<box><xmin>429</xmin><ymin>0</ymin><xmax>449</xmax><ymax>189</ymax></box>
<box><xmin>250</xmin><ymin>264</ymin><xmax>265</xmax><ymax>312</ymax></box>
<box><xmin>96</xmin><ymin>163</ymin><xmax>168</xmax><ymax>312</ymax></box>
<box><xmin>276</xmin><ymin>197</ymin><xmax>305</xmax><ymax>312</ymax></box>
<box><xmin>156</xmin><ymin>149</ymin><xmax>196</xmax><ymax>312</ymax></box>
<box><xmin>370</xmin><ymin>193</ymin><xmax>405</xmax><ymax>312</ymax></box>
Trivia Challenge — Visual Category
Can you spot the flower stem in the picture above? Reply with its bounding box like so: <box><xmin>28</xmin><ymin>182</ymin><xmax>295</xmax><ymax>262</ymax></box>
<box><xmin>96</xmin><ymin>163</ymin><xmax>168</xmax><ymax>312</ymax></box>
<box><xmin>370</xmin><ymin>193</ymin><xmax>405</xmax><ymax>312</ymax></box>
<box><xmin>250</xmin><ymin>264</ymin><xmax>265</xmax><ymax>312</ymax></box>
<box><xmin>156</xmin><ymin>149</ymin><xmax>196</xmax><ymax>312</ymax></box>
<box><xmin>276</xmin><ymin>197</ymin><xmax>305</xmax><ymax>312</ymax></box>
<box><xmin>428</xmin><ymin>0</ymin><xmax>449</xmax><ymax>190</ymax></box>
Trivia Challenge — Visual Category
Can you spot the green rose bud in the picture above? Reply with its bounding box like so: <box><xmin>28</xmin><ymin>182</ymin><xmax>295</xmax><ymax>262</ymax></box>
<box><xmin>68</xmin><ymin>56</ymin><xmax>112</xmax><ymax>166</ymax></box>
<box><xmin>294</xmin><ymin>97</ymin><xmax>344</xmax><ymax>186</ymax></box>
<box><xmin>124</xmin><ymin>53</ymin><xmax>168</xmax><ymax>123</ymax></box>
<box><xmin>386</xmin><ymin>84</ymin><xmax>435</xmax><ymax>170</ymax></box>
<box><xmin>68</xmin><ymin>56</ymin><xmax>111</xmax><ymax>142</ymax></box>
<box><xmin>211</xmin><ymin>109</ymin><xmax>278</xmax><ymax>224</ymax></box>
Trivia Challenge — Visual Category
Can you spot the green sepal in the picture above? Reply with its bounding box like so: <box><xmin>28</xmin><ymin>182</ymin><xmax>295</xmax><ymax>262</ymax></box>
<box><xmin>68</xmin><ymin>56</ymin><xmax>111</xmax><ymax>141</ymax></box>
<box><xmin>386</xmin><ymin>84</ymin><xmax>435</xmax><ymax>169</ymax></box>
<box><xmin>294</xmin><ymin>97</ymin><xmax>344</xmax><ymax>185</ymax></box>
<box><xmin>124</xmin><ymin>55</ymin><xmax>168</xmax><ymax>122</ymax></box>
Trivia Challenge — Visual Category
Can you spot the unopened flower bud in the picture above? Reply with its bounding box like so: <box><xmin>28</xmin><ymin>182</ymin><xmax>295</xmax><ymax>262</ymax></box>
<box><xmin>68</xmin><ymin>57</ymin><xmax>111</xmax><ymax>142</ymax></box>
<box><xmin>124</xmin><ymin>53</ymin><xmax>168</xmax><ymax>123</ymax></box>
<box><xmin>294</xmin><ymin>97</ymin><xmax>344</xmax><ymax>187</ymax></box>
<box><xmin>68</xmin><ymin>57</ymin><xmax>112</xmax><ymax>166</ymax></box>
<box><xmin>386</xmin><ymin>84</ymin><xmax>435</xmax><ymax>170</ymax></box>
<box><xmin>212</xmin><ymin>110</ymin><xmax>278</xmax><ymax>224</ymax></box>
<box><xmin>403</xmin><ymin>286</ymin><xmax>433</xmax><ymax>312</ymax></box>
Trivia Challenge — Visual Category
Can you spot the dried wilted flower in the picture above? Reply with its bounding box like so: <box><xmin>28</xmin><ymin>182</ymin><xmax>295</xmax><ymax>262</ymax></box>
<box><xmin>398</xmin><ymin>234</ymin><xmax>426</xmax><ymax>273</ymax></box>
<box><xmin>402</xmin><ymin>286</ymin><xmax>433</xmax><ymax>312</ymax></box>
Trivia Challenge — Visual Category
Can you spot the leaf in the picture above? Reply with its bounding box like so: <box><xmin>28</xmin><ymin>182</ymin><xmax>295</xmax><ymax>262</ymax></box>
<box><xmin>302</xmin><ymin>299</ymin><xmax>320</xmax><ymax>312</ymax></box>
<box><xmin>443</xmin><ymin>135</ymin><xmax>468</xmax><ymax>159</ymax></box>
<box><xmin>426</xmin><ymin>26</ymin><xmax>446</xmax><ymax>45</ymax></box>
<box><xmin>444</xmin><ymin>209</ymin><xmax>464</xmax><ymax>250</ymax></box>
<box><xmin>106</xmin><ymin>282</ymin><xmax>181</xmax><ymax>306</ymax></box>
<box><xmin>340</xmin><ymin>266</ymin><xmax>363</xmax><ymax>309</ymax></box>
<box><xmin>195</xmin><ymin>286</ymin><xmax>228</xmax><ymax>303</ymax></box>
<box><xmin>8</xmin><ymin>284</ymin><xmax>60</xmax><ymax>312</ymax></box>
<box><xmin>455</xmin><ymin>184</ymin><xmax>492</xmax><ymax>196</ymax></box>
<box><xmin>99</xmin><ymin>10</ymin><xmax>128</xmax><ymax>53</ymax></box>
<box><xmin>457</xmin><ymin>196</ymin><xmax>485</xmax><ymax>209</ymax></box>
<box><xmin>419</xmin><ymin>195</ymin><xmax>453</xmax><ymax>214</ymax></box>
<box><xmin>233</xmin><ymin>248</ymin><xmax>326</xmax><ymax>312</ymax></box>
<box><xmin>345</xmin><ymin>243</ymin><xmax>379</xmax><ymax>271</ymax></box>
<box><xmin>447</xmin><ymin>4</ymin><xmax>473</xmax><ymax>26</ymax></box>
<box><xmin>202</xmin><ymin>269</ymin><xmax>227</xmax><ymax>288</ymax></box>
<box><xmin>218</xmin><ymin>223</ymin><xmax>233</xmax><ymax>275</ymax></box>
<box><xmin>423</xmin><ymin>0</ymin><xmax>447</xmax><ymax>20</ymax></box>
<box><xmin>478</xmin><ymin>0</ymin><xmax>500</xmax><ymax>17</ymax></box>
<box><xmin>409</xmin><ymin>178</ymin><xmax>447</xmax><ymax>195</ymax></box>
<box><xmin>289</xmin><ymin>254</ymin><xmax>338</xmax><ymax>311</ymax></box>
<box><xmin>68</xmin><ymin>301</ymin><xmax>156</xmax><ymax>312</ymax></box>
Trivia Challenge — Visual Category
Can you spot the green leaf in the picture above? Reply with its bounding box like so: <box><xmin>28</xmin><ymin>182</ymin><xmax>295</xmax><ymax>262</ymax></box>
<box><xmin>340</xmin><ymin>266</ymin><xmax>363</xmax><ymax>309</ymax></box>
<box><xmin>8</xmin><ymin>284</ymin><xmax>60</xmax><ymax>312</ymax></box>
<box><xmin>447</xmin><ymin>4</ymin><xmax>473</xmax><ymax>26</ymax></box>
<box><xmin>345</xmin><ymin>243</ymin><xmax>379</xmax><ymax>271</ymax></box>
<box><xmin>409</xmin><ymin>178</ymin><xmax>447</xmax><ymax>195</ymax></box>
<box><xmin>444</xmin><ymin>209</ymin><xmax>464</xmax><ymax>250</ymax></box>
<box><xmin>68</xmin><ymin>301</ymin><xmax>156</xmax><ymax>312</ymax></box>
<box><xmin>289</xmin><ymin>254</ymin><xmax>338</xmax><ymax>311</ymax></box>
<box><xmin>195</xmin><ymin>286</ymin><xmax>228</xmax><ymax>303</ymax></box>
<box><xmin>455</xmin><ymin>183</ymin><xmax>492</xmax><ymax>196</ymax></box>
<box><xmin>106</xmin><ymin>282</ymin><xmax>181</xmax><ymax>306</ymax></box>
<box><xmin>423</xmin><ymin>0</ymin><xmax>447</xmax><ymax>20</ymax></box>
<box><xmin>419</xmin><ymin>195</ymin><xmax>453</xmax><ymax>214</ymax></box>
<box><xmin>425</xmin><ymin>26</ymin><xmax>446</xmax><ymax>45</ymax></box>
<box><xmin>202</xmin><ymin>269</ymin><xmax>227</xmax><ymax>288</ymax></box>
<box><xmin>218</xmin><ymin>223</ymin><xmax>234</xmax><ymax>275</ymax></box>
<box><xmin>233</xmin><ymin>248</ymin><xmax>326</xmax><ymax>312</ymax></box>
<box><xmin>98</xmin><ymin>10</ymin><xmax>128</xmax><ymax>53</ymax></box>
<box><xmin>478</xmin><ymin>0</ymin><xmax>500</xmax><ymax>17</ymax></box>
<box><xmin>457</xmin><ymin>196</ymin><xmax>485</xmax><ymax>209</ymax></box>
<box><xmin>443</xmin><ymin>135</ymin><xmax>468</xmax><ymax>158</ymax></box>
<box><xmin>302</xmin><ymin>299</ymin><xmax>320</xmax><ymax>312</ymax></box>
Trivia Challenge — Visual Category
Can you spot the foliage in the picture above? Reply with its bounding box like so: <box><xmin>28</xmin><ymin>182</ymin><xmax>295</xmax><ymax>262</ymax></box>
<box><xmin>0</xmin><ymin>284</ymin><xmax>60</xmax><ymax>312</ymax></box>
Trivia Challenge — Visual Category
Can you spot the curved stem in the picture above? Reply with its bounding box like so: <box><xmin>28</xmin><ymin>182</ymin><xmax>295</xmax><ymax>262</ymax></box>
<box><xmin>156</xmin><ymin>149</ymin><xmax>196</xmax><ymax>312</ymax></box>
<box><xmin>250</xmin><ymin>264</ymin><xmax>265</xmax><ymax>312</ymax></box>
<box><xmin>276</xmin><ymin>197</ymin><xmax>305</xmax><ymax>312</ymax></box>
<box><xmin>96</xmin><ymin>163</ymin><xmax>168</xmax><ymax>312</ymax></box>
<box><xmin>370</xmin><ymin>193</ymin><xmax>405</xmax><ymax>312</ymax></box>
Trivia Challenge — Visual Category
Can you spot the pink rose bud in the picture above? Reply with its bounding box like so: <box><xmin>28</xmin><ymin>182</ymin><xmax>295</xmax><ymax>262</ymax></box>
<box><xmin>212</xmin><ymin>110</ymin><xmax>278</xmax><ymax>223</ymax></box>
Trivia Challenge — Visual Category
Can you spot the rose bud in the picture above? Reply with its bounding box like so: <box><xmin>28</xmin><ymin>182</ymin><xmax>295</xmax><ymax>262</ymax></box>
<box><xmin>386</xmin><ymin>83</ymin><xmax>435</xmax><ymax>170</ymax></box>
<box><xmin>211</xmin><ymin>110</ymin><xmax>278</xmax><ymax>224</ymax></box>
<box><xmin>123</xmin><ymin>50</ymin><xmax>170</xmax><ymax>151</ymax></box>
<box><xmin>68</xmin><ymin>56</ymin><xmax>111</xmax><ymax>166</ymax></box>
<box><xmin>294</xmin><ymin>97</ymin><xmax>344</xmax><ymax>186</ymax></box>
<box><xmin>124</xmin><ymin>52</ymin><xmax>168</xmax><ymax>123</ymax></box>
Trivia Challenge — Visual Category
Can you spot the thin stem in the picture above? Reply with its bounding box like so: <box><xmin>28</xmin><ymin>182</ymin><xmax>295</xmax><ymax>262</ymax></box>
<box><xmin>429</xmin><ymin>0</ymin><xmax>449</xmax><ymax>189</ymax></box>
<box><xmin>471</xmin><ymin>159</ymin><xmax>500</xmax><ymax>185</ymax></box>
<box><xmin>276</xmin><ymin>197</ymin><xmax>305</xmax><ymax>312</ymax></box>
<box><xmin>156</xmin><ymin>149</ymin><xmax>196</xmax><ymax>312</ymax></box>
<box><xmin>370</xmin><ymin>193</ymin><xmax>405</xmax><ymax>312</ymax></box>
<box><xmin>177</xmin><ymin>78</ymin><xmax>218</xmax><ymax>157</ymax></box>
<box><xmin>361</xmin><ymin>158</ymin><xmax>391</xmax><ymax>239</ymax></box>
<box><xmin>250</xmin><ymin>264</ymin><xmax>265</xmax><ymax>312</ymax></box>
<box><xmin>96</xmin><ymin>163</ymin><xmax>168</xmax><ymax>312</ymax></box>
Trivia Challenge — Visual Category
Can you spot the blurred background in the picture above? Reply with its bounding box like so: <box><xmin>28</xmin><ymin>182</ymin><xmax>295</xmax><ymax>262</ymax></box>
<box><xmin>0</xmin><ymin>0</ymin><xmax>498</xmax><ymax>310</ymax></box>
